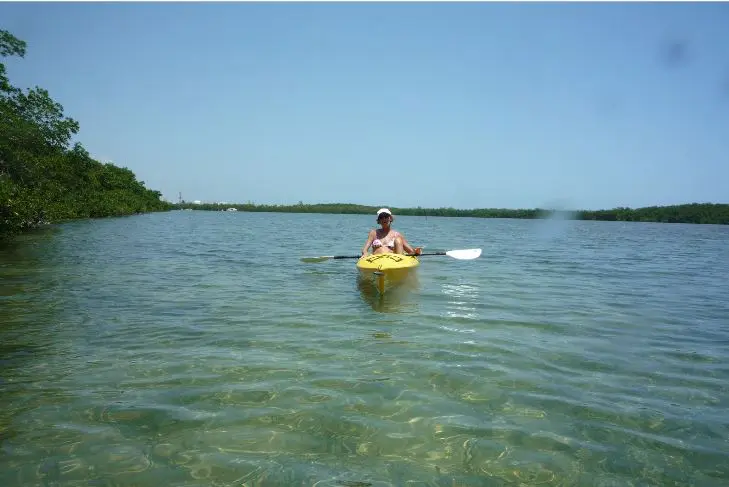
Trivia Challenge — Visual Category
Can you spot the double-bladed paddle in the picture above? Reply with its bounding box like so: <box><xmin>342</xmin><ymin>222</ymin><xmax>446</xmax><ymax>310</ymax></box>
<box><xmin>301</xmin><ymin>248</ymin><xmax>482</xmax><ymax>263</ymax></box>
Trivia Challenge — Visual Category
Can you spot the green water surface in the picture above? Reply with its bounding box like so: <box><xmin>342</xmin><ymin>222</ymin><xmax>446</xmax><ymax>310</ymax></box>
<box><xmin>1</xmin><ymin>211</ymin><xmax>727</xmax><ymax>486</ymax></box>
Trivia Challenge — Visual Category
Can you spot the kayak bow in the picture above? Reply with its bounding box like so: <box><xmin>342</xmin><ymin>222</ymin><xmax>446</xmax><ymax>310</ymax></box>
<box><xmin>356</xmin><ymin>253</ymin><xmax>420</xmax><ymax>294</ymax></box>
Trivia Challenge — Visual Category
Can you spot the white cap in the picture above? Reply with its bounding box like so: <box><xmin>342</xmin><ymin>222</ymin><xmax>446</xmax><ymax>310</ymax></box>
<box><xmin>376</xmin><ymin>208</ymin><xmax>392</xmax><ymax>216</ymax></box>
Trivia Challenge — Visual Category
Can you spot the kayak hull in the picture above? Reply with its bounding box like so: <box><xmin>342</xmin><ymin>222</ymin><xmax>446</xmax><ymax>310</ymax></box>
<box><xmin>356</xmin><ymin>253</ymin><xmax>419</xmax><ymax>294</ymax></box>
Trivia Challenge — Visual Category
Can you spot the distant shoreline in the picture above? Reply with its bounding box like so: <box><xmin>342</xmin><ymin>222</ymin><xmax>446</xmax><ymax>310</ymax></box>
<box><xmin>171</xmin><ymin>202</ymin><xmax>729</xmax><ymax>225</ymax></box>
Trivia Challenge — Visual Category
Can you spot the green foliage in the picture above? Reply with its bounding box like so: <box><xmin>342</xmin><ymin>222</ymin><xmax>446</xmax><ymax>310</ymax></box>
<box><xmin>1</xmin><ymin>29</ymin><xmax>171</xmax><ymax>240</ymax></box>
<box><xmin>0</xmin><ymin>30</ymin><xmax>25</xmax><ymax>58</ymax></box>
<box><xmin>175</xmin><ymin>202</ymin><xmax>729</xmax><ymax>225</ymax></box>
<box><xmin>578</xmin><ymin>203</ymin><xmax>729</xmax><ymax>225</ymax></box>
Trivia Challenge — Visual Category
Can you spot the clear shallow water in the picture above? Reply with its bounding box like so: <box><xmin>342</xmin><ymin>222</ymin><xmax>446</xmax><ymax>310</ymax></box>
<box><xmin>1</xmin><ymin>210</ymin><xmax>728</xmax><ymax>486</ymax></box>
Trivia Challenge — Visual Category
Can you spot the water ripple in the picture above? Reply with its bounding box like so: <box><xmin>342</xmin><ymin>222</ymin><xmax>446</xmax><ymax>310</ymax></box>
<box><xmin>1</xmin><ymin>213</ymin><xmax>728</xmax><ymax>486</ymax></box>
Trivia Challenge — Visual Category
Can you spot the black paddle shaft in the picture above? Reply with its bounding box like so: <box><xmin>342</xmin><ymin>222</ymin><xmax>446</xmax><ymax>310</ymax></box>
<box><xmin>333</xmin><ymin>252</ymin><xmax>445</xmax><ymax>259</ymax></box>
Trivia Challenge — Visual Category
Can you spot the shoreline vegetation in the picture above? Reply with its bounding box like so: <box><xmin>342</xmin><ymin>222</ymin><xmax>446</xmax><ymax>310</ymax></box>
<box><xmin>2</xmin><ymin>29</ymin><xmax>727</xmax><ymax>243</ymax></box>
<box><xmin>174</xmin><ymin>202</ymin><xmax>729</xmax><ymax>225</ymax></box>
<box><xmin>1</xmin><ymin>29</ymin><xmax>171</xmax><ymax>241</ymax></box>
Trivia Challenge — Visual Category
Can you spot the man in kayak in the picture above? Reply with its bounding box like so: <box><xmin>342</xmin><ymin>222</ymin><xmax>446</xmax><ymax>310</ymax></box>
<box><xmin>361</xmin><ymin>208</ymin><xmax>423</xmax><ymax>258</ymax></box>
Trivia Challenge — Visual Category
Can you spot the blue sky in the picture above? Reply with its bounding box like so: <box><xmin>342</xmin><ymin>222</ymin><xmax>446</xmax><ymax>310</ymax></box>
<box><xmin>2</xmin><ymin>2</ymin><xmax>727</xmax><ymax>210</ymax></box>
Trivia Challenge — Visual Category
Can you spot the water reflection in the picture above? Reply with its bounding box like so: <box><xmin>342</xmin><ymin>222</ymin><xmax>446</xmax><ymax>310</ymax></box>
<box><xmin>356</xmin><ymin>270</ymin><xmax>420</xmax><ymax>314</ymax></box>
<box><xmin>0</xmin><ymin>227</ymin><xmax>64</xmax><ymax>370</ymax></box>
<box><xmin>441</xmin><ymin>282</ymin><xmax>479</xmax><ymax>321</ymax></box>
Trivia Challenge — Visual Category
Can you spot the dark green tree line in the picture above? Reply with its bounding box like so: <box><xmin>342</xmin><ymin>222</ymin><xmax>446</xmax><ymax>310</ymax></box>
<box><xmin>579</xmin><ymin>203</ymin><xmax>729</xmax><ymax>224</ymax></box>
<box><xmin>1</xmin><ymin>29</ymin><xmax>171</xmax><ymax>240</ymax></box>
<box><xmin>176</xmin><ymin>202</ymin><xmax>729</xmax><ymax>225</ymax></box>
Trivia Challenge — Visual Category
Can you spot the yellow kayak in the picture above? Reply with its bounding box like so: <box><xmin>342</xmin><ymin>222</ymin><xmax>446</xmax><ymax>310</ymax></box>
<box><xmin>356</xmin><ymin>253</ymin><xmax>419</xmax><ymax>294</ymax></box>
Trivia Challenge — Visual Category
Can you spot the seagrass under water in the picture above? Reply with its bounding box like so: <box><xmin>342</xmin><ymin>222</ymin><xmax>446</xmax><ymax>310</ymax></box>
<box><xmin>1</xmin><ymin>211</ymin><xmax>727</xmax><ymax>486</ymax></box>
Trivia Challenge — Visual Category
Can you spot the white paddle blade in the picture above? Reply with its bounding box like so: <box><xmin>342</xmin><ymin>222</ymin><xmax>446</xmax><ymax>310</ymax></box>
<box><xmin>301</xmin><ymin>256</ymin><xmax>333</xmax><ymax>263</ymax></box>
<box><xmin>445</xmin><ymin>248</ymin><xmax>482</xmax><ymax>260</ymax></box>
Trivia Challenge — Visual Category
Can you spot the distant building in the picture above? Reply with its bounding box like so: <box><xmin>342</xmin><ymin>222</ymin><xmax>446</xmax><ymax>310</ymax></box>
<box><xmin>193</xmin><ymin>200</ymin><xmax>202</xmax><ymax>204</ymax></box>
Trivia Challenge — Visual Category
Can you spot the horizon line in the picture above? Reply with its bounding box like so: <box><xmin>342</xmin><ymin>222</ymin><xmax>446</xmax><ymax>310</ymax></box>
<box><xmin>168</xmin><ymin>201</ymin><xmax>729</xmax><ymax>212</ymax></box>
